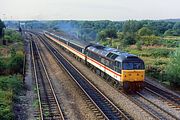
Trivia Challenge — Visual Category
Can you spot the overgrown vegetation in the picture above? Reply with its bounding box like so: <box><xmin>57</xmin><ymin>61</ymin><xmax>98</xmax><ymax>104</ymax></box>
<box><xmin>4</xmin><ymin>29</ymin><xmax>23</xmax><ymax>43</ymax></box>
<box><xmin>165</xmin><ymin>46</ymin><xmax>180</xmax><ymax>85</ymax></box>
<box><xmin>97</xmin><ymin>20</ymin><xmax>180</xmax><ymax>86</ymax></box>
<box><xmin>0</xmin><ymin>21</ymin><xmax>24</xmax><ymax>119</ymax></box>
<box><xmin>0</xmin><ymin>75</ymin><xmax>23</xmax><ymax>120</ymax></box>
<box><xmin>0</xmin><ymin>51</ymin><xmax>24</xmax><ymax>75</ymax></box>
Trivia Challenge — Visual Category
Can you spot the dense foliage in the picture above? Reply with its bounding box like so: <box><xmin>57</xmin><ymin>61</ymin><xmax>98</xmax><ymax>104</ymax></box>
<box><xmin>0</xmin><ymin>30</ymin><xmax>24</xmax><ymax>75</ymax></box>
<box><xmin>5</xmin><ymin>20</ymin><xmax>180</xmax><ymax>41</ymax></box>
<box><xmin>0</xmin><ymin>75</ymin><xmax>23</xmax><ymax>120</ymax></box>
<box><xmin>4</xmin><ymin>29</ymin><xmax>22</xmax><ymax>43</ymax></box>
<box><xmin>165</xmin><ymin>46</ymin><xmax>180</xmax><ymax>85</ymax></box>
<box><xmin>0</xmin><ymin>29</ymin><xmax>24</xmax><ymax>119</ymax></box>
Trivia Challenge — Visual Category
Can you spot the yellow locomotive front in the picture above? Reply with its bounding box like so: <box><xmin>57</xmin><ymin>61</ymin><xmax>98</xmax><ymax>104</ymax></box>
<box><xmin>121</xmin><ymin>60</ymin><xmax>145</xmax><ymax>91</ymax></box>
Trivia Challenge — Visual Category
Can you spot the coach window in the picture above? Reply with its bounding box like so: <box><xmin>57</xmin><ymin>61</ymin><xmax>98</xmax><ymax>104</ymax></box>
<box><xmin>106</xmin><ymin>60</ymin><xmax>110</xmax><ymax>66</ymax></box>
<box><xmin>87</xmin><ymin>51</ymin><xmax>90</xmax><ymax>56</ymax></box>
<box><xmin>101</xmin><ymin>58</ymin><xmax>105</xmax><ymax>64</ymax></box>
<box><xmin>82</xmin><ymin>49</ymin><xmax>84</xmax><ymax>53</ymax></box>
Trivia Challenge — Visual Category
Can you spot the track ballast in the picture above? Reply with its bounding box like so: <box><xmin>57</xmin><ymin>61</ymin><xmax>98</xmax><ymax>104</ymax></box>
<box><xmin>36</xmin><ymin>33</ymin><xmax>132</xmax><ymax>120</ymax></box>
<box><xmin>30</xmin><ymin>36</ymin><xmax>65</xmax><ymax>120</ymax></box>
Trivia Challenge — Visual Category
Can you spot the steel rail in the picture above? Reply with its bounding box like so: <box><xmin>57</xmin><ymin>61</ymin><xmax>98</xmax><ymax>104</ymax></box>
<box><xmin>30</xmin><ymin>33</ymin><xmax>65</xmax><ymax>120</ymax></box>
<box><xmin>38</xmin><ymin>33</ymin><xmax>132</xmax><ymax>120</ymax></box>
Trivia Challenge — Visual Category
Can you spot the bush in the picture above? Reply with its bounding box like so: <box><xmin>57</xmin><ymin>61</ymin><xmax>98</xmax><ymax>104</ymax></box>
<box><xmin>140</xmin><ymin>35</ymin><xmax>160</xmax><ymax>46</ymax></box>
<box><xmin>0</xmin><ymin>58</ymin><xmax>6</xmax><ymax>74</ymax></box>
<box><xmin>0</xmin><ymin>76</ymin><xmax>23</xmax><ymax>94</ymax></box>
<box><xmin>0</xmin><ymin>51</ymin><xmax>24</xmax><ymax>75</ymax></box>
<box><xmin>4</xmin><ymin>30</ymin><xmax>22</xmax><ymax>43</ymax></box>
<box><xmin>0</xmin><ymin>91</ymin><xmax>13</xmax><ymax>120</ymax></box>
<box><xmin>136</xmin><ymin>41</ymin><xmax>142</xmax><ymax>50</ymax></box>
<box><xmin>146</xmin><ymin>65</ymin><xmax>163</xmax><ymax>79</ymax></box>
<box><xmin>4</xmin><ymin>35</ymin><xmax>13</xmax><ymax>43</ymax></box>
<box><xmin>123</xmin><ymin>33</ymin><xmax>136</xmax><ymax>45</ymax></box>
<box><xmin>160</xmin><ymin>39</ymin><xmax>179</xmax><ymax>47</ymax></box>
<box><xmin>8</xmin><ymin>52</ymin><xmax>24</xmax><ymax>74</ymax></box>
<box><xmin>127</xmin><ymin>49</ymin><xmax>140</xmax><ymax>55</ymax></box>
<box><xmin>165</xmin><ymin>46</ymin><xmax>180</xmax><ymax>85</ymax></box>
<box><xmin>0</xmin><ymin>75</ymin><xmax>23</xmax><ymax>119</ymax></box>
<box><xmin>147</xmin><ymin>48</ymin><xmax>172</xmax><ymax>58</ymax></box>
<box><xmin>100</xmin><ymin>40</ymin><xmax>109</xmax><ymax>46</ymax></box>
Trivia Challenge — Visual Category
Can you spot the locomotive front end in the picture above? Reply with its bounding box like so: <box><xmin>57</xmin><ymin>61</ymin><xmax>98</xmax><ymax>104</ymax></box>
<box><xmin>122</xmin><ymin>70</ymin><xmax>145</xmax><ymax>91</ymax></box>
<box><xmin>121</xmin><ymin>58</ymin><xmax>145</xmax><ymax>92</ymax></box>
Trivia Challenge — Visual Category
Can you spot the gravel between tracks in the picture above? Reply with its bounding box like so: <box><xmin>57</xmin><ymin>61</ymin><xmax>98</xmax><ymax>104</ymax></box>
<box><xmin>141</xmin><ymin>90</ymin><xmax>180</xmax><ymax>118</ymax></box>
<box><xmin>145</xmin><ymin>77</ymin><xmax>180</xmax><ymax>98</ymax></box>
<box><xmin>36</xmin><ymin>37</ymin><xmax>97</xmax><ymax>120</ymax></box>
<box><xmin>14</xmin><ymin>34</ymin><xmax>36</xmax><ymax>120</ymax></box>
<box><xmin>48</xmin><ymin>39</ymin><xmax>155</xmax><ymax>120</ymax></box>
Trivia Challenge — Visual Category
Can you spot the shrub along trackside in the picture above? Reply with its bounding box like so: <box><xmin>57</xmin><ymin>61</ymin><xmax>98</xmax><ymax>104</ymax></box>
<box><xmin>0</xmin><ymin>75</ymin><xmax>23</xmax><ymax>120</ymax></box>
<box><xmin>0</xmin><ymin>28</ymin><xmax>24</xmax><ymax>119</ymax></box>
<box><xmin>0</xmin><ymin>51</ymin><xmax>24</xmax><ymax>75</ymax></box>
<box><xmin>100</xmin><ymin>36</ymin><xmax>179</xmax><ymax>86</ymax></box>
<box><xmin>165</xmin><ymin>46</ymin><xmax>180</xmax><ymax>86</ymax></box>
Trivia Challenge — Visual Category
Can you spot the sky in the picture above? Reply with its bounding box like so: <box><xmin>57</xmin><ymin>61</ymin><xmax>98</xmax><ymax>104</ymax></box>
<box><xmin>0</xmin><ymin>0</ymin><xmax>180</xmax><ymax>21</ymax></box>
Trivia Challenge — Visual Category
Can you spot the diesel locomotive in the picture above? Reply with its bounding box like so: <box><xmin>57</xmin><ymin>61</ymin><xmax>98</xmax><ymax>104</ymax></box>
<box><xmin>44</xmin><ymin>31</ymin><xmax>145</xmax><ymax>92</ymax></box>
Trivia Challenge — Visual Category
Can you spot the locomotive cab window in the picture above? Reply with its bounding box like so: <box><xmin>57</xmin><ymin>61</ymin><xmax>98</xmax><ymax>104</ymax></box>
<box><xmin>123</xmin><ymin>62</ymin><xmax>144</xmax><ymax>70</ymax></box>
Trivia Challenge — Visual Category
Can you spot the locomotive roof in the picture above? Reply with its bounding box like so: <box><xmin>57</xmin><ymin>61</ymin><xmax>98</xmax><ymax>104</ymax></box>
<box><xmin>87</xmin><ymin>44</ymin><xmax>138</xmax><ymax>62</ymax></box>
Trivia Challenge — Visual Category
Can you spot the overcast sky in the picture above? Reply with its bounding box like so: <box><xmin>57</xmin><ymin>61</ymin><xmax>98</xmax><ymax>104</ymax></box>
<box><xmin>0</xmin><ymin>0</ymin><xmax>179</xmax><ymax>21</ymax></box>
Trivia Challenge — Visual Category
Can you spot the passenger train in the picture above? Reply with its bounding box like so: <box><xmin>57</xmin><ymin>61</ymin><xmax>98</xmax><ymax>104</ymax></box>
<box><xmin>44</xmin><ymin>31</ymin><xmax>145</xmax><ymax>92</ymax></box>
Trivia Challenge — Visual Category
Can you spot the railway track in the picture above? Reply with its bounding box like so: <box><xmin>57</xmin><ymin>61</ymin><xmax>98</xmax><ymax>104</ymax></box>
<box><xmin>35</xmin><ymin>33</ymin><xmax>133</xmax><ymax>120</ymax></box>
<box><xmin>32</xmin><ymin>31</ymin><xmax>180</xmax><ymax>120</ymax></box>
<box><xmin>30</xmin><ymin>36</ymin><xmax>65</xmax><ymax>120</ymax></box>
<box><xmin>105</xmin><ymin>84</ymin><xmax>179</xmax><ymax>120</ymax></box>
<box><xmin>38</xmin><ymin>31</ymin><xmax>179</xmax><ymax>119</ymax></box>
<box><xmin>82</xmin><ymin>59</ymin><xmax>180</xmax><ymax>119</ymax></box>
<box><xmin>135</xmin><ymin>91</ymin><xmax>179</xmax><ymax>120</ymax></box>
<box><xmin>103</xmin><ymin>78</ymin><xmax>180</xmax><ymax>119</ymax></box>
<box><xmin>145</xmin><ymin>81</ymin><xmax>180</xmax><ymax>110</ymax></box>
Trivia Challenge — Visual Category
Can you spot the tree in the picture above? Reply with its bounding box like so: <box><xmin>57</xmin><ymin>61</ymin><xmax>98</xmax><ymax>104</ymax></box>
<box><xmin>8</xmin><ymin>52</ymin><xmax>24</xmax><ymax>74</ymax></box>
<box><xmin>105</xmin><ymin>29</ymin><xmax>117</xmax><ymax>38</ymax></box>
<box><xmin>97</xmin><ymin>29</ymin><xmax>117</xmax><ymax>40</ymax></box>
<box><xmin>0</xmin><ymin>19</ymin><xmax>5</xmax><ymax>39</ymax></box>
<box><xmin>0</xmin><ymin>20</ymin><xmax>6</xmax><ymax>45</ymax></box>
<box><xmin>123</xmin><ymin>32</ymin><xmax>136</xmax><ymax>45</ymax></box>
<box><xmin>139</xmin><ymin>35</ymin><xmax>160</xmax><ymax>46</ymax></box>
<box><xmin>138</xmin><ymin>27</ymin><xmax>153</xmax><ymax>36</ymax></box>
<box><xmin>122</xmin><ymin>20</ymin><xmax>142</xmax><ymax>45</ymax></box>
<box><xmin>164</xmin><ymin>29</ymin><xmax>175</xmax><ymax>36</ymax></box>
<box><xmin>97</xmin><ymin>30</ymin><xmax>106</xmax><ymax>40</ymax></box>
<box><xmin>123</xmin><ymin>20</ymin><xmax>142</xmax><ymax>33</ymax></box>
<box><xmin>136</xmin><ymin>41</ymin><xmax>142</xmax><ymax>50</ymax></box>
<box><xmin>172</xmin><ymin>22</ymin><xmax>180</xmax><ymax>35</ymax></box>
<box><xmin>0</xmin><ymin>58</ymin><xmax>5</xmax><ymax>75</ymax></box>
<box><xmin>165</xmin><ymin>46</ymin><xmax>180</xmax><ymax>85</ymax></box>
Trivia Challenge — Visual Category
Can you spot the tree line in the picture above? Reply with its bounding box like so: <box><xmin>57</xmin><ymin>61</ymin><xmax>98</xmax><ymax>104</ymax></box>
<box><xmin>5</xmin><ymin>20</ymin><xmax>180</xmax><ymax>41</ymax></box>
